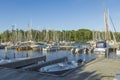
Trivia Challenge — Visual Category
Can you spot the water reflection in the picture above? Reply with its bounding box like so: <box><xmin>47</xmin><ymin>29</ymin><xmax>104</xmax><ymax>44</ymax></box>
<box><xmin>108</xmin><ymin>53</ymin><xmax>120</xmax><ymax>59</ymax></box>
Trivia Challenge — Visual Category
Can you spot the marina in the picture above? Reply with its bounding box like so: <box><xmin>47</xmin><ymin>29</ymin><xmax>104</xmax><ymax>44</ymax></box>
<box><xmin>0</xmin><ymin>0</ymin><xmax>120</xmax><ymax>80</ymax></box>
<box><xmin>0</xmin><ymin>42</ymin><xmax>97</xmax><ymax>75</ymax></box>
<box><xmin>0</xmin><ymin>45</ymin><xmax>119</xmax><ymax>80</ymax></box>
<box><xmin>0</xmin><ymin>38</ymin><xmax>119</xmax><ymax>80</ymax></box>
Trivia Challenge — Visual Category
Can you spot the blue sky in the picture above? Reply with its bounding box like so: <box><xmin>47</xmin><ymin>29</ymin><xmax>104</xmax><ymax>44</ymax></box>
<box><xmin>0</xmin><ymin>0</ymin><xmax>120</xmax><ymax>33</ymax></box>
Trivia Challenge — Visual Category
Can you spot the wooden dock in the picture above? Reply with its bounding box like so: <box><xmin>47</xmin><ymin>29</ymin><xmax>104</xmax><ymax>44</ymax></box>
<box><xmin>21</xmin><ymin>57</ymin><xmax>68</xmax><ymax>71</ymax></box>
<box><xmin>0</xmin><ymin>56</ymin><xmax>46</xmax><ymax>68</ymax></box>
<box><xmin>0</xmin><ymin>58</ymin><xmax>120</xmax><ymax>80</ymax></box>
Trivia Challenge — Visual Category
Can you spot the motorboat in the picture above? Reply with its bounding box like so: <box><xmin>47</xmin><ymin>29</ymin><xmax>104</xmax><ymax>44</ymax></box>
<box><xmin>17</xmin><ymin>45</ymin><xmax>32</xmax><ymax>51</ymax></box>
<box><xmin>94</xmin><ymin>40</ymin><xmax>107</xmax><ymax>55</ymax></box>
<box><xmin>30</xmin><ymin>42</ymin><xmax>46</xmax><ymax>51</ymax></box>
<box><xmin>75</xmin><ymin>47</ymin><xmax>83</xmax><ymax>54</ymax></box>
<box><xmin>42</xmin><ymin>44</ymin><xmax>59</xmax><ymax>52</ymax></box>
<box><xmin>39</xmin><ymin>61</ymin><xmax>78</xmax><ymax>74</ymax></box>
<box><xmin>0</xmin><ymin>44</ymin><xmax>6</xmax><ymax>49</ymax></box>
<box><xmin>71</xmin><ymin>48</ymin><xmax>76</xmax><ymax>53</ymax></box>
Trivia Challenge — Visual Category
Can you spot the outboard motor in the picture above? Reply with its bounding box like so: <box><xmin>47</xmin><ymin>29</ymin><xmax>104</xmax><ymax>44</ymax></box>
<box><xmin>77</xmin><ymin>59</ymin><xmax>83</xmax><ymax>63</ymax></box>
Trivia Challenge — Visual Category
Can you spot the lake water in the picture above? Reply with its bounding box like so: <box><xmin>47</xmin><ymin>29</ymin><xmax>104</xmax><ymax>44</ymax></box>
<box><xmin>0</xmin><ymin>49</ymin><xmax>96</xmax><ymax>62</ymax></box>
<box><xmin>0</xmin><ymin>42</ymin><xmax>120</xmax><ymax>63</ymax></box>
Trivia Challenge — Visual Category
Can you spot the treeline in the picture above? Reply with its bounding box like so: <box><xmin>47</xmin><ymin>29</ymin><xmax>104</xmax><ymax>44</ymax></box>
<box><xmin>0</xmin><ymin>29</ymin><xmax>120</xmax><ymax>42</ymax></box>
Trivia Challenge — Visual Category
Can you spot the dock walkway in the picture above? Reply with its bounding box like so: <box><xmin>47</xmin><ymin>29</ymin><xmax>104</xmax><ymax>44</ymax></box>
<box><xmin>0</xmin><ymin>58</ymin><xmax>120</xmax><ymax>80</ymax></box>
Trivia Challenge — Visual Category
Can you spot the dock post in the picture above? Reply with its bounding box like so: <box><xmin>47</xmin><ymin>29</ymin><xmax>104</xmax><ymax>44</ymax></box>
<box><xmin>107</xmin><ymin>49</ymin><xmax>109</xmax><ymax>59</ymax></box>
<box><xmin>13</xmin><ymin>53</ymin><xmax>15</xmax><ymax>58</ymax></box>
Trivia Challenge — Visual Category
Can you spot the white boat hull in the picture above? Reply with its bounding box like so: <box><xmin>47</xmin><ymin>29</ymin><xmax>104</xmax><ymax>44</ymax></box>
<box><xmin>39</xmin><ymin>61</ymin><xmax>78</xmax><ymax>74</ymax></box>
<box><xmin>116</xmin><ymin>50</ymin><xmax>120</xmax><ymax>55</ymax></box>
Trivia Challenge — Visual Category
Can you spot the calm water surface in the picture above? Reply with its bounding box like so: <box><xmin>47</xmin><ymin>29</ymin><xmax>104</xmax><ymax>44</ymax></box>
<box><xmin>0</xmin><ymin>49</ymin><xmax>95</xmax><ymax>62</ymax></box>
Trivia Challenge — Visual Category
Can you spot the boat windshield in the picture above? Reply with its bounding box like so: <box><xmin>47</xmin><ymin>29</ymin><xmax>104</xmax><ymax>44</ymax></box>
<box><xmin>96</xmin><ymin>42</ymin><xmax>106</xmax><ymax>48</ymax></box>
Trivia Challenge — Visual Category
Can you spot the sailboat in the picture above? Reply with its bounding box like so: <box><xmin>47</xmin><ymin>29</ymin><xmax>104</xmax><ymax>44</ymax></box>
<box><xmin>94</xmin><ymin>8</ymin><xmax>117</xmax><ymax>56</ymax></box>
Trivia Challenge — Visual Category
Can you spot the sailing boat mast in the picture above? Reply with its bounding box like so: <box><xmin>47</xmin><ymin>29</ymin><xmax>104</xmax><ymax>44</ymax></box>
<box><xmin>28</xmin><ymin>21</ymin><xmax>33</xmax><ymax>41</ymax></box>
<box><xmin>104</xmin><ymin>8</ymin><xmax>109</xmax><ymax>41</ymax></box>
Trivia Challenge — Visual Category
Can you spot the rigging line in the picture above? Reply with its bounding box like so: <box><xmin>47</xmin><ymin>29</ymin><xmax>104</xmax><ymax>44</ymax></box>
<box><xmin>109</xmin><ymin>14</ymin><xmax>119</xmax><ymax>42</ymax></box>
<box><xmin>109</xmin><ymin>15</ymin><xmax>117</xmax><ymax>33</ymax></box>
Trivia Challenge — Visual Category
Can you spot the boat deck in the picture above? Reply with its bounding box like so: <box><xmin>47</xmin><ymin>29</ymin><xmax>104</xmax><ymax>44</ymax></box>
<box><xmin>0</xmin><ymin>58</ymin><xmax>120</xmax><ymax>80</ymax></box>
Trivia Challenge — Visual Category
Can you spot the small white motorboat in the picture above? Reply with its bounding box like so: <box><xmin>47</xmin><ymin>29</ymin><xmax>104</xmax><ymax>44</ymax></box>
<box><xmin>43</xmin><ymin>45</ymin><xmax>59</xmax><ymax>52</ymax></box>
<box><xmin>39</xmin><ymin>61</ymin><xmax>78</xmax><ymax>74</ymax></box>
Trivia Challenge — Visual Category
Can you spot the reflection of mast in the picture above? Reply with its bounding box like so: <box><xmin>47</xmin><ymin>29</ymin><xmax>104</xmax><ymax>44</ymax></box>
<box><xmin>104</xmin><ymin>8</ymin><xmax>109</xmax><ymax>41</ymax></box>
